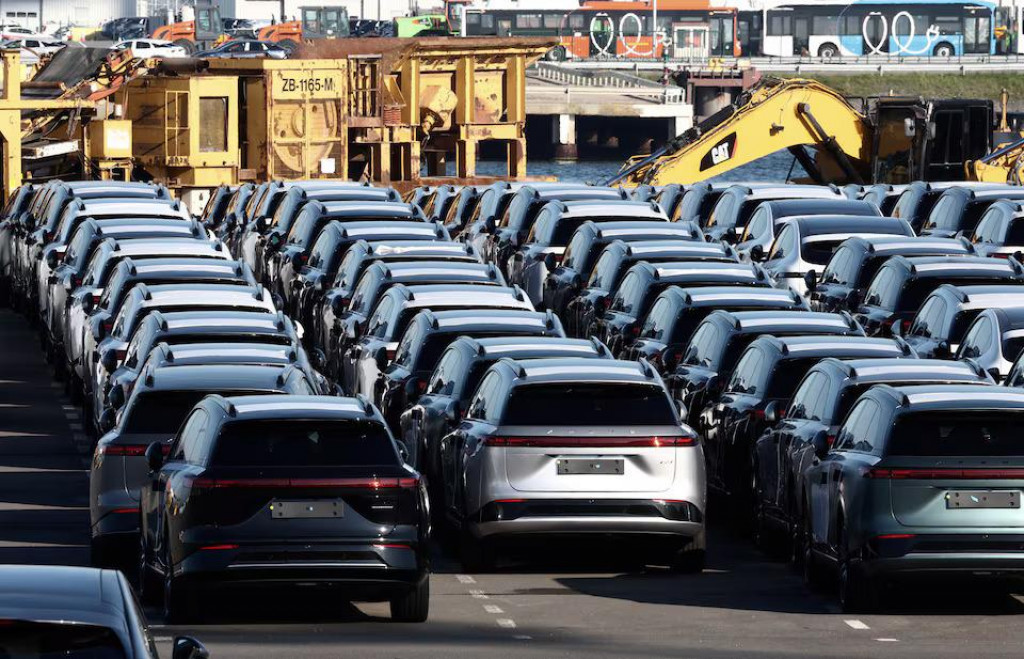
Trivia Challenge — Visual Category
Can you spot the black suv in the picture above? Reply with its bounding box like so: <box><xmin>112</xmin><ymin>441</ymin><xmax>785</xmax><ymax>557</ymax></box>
<box><xmin>701</xmin><ymin>335</ymin><xmax>913</xmax><ymax>504</ymax></box>
<box><xmin>808</xmin><ymin>236</ymin><xmax>973</xmax><ymax>313</ymax></box>
<box><xmin>377</xmin><ymin>309</ymin><xmax>567</xmax><ymax>433</ymax></box>
<box><xmin>139</xmin><ymin>395</ymin><xmax>430</xmax><ymax>623</ymax></box>
<box><xmin>669</xmin><ymin>310</ymin><xmax>865</xmax><ymax>429</ymax></box>
<box><xmin>625</xmin><ymin>285</ymin><xmax>808</xmax><ymax>374</ymax></box>
<box><xmin>854</xmin><ymin>255</ymin><xmax>1024</xmax><ymax>336</ymax></box>
<box><xmin>592</xmin><ymin>261</ymin><xmax>771</xmax><ymax>356</ymax></box>
<box><xmin>543</xmin><ymin>220</ymin><xmax>702</xmax><ymax>320</ymax></box>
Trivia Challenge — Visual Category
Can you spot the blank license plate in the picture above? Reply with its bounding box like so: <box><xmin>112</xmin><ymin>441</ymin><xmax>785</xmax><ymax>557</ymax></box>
<box><xmin>271</xmin><ymin>499</ymin><xmax>344</xmax><ymax>519</ymax></box>
<box><xmin>945</xmin><ymin>490</ymin><xmax>1020</xmax><ymax>509</ymax></box>
<box><xmin>557</xmin><ymin>458</ymin><xmax>624</xmax><ymax>475</ymax></box>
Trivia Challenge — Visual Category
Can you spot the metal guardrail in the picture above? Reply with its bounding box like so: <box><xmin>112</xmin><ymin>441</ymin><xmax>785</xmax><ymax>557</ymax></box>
<box><xmin>528</xmin><ymin>62</ymin><xmax>686</xmax><ymax>104</ymax></box>
<box><xmin>557</xmin><ymin>54</ymin><xmax>1024</xmax><ymax>73</ymax></box>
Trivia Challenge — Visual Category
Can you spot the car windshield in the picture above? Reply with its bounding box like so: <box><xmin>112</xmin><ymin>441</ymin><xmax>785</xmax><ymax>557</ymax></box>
<box><xmin>503</xmin><ymin>383</ymin><xmax>676</xmax><ymax>425</ymax></box>
<box><xmin>124</xmin><ymin>390</ymin><xmax>264</xmax><ymax>434</ymax></box>
<box><xmin>888</xmin><ymin>411</ymin><xmax>1024</xmax><ymax>456</ymax></box>
<box><xmin>212</xmin><ymin>419</ymin><xmax>398</xmax><ymax>466</ymax></box>
<box><xmin>0</xmin><ymin>621</ymin><xmax>126</xmax><ymax>658</ymax></box>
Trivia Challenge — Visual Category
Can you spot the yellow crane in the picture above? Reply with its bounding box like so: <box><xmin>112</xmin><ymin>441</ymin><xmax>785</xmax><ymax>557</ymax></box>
<box><xmin>609</xmin><ymin>77</ymin><xmax>999</xmax><ymax>187</ymax></box>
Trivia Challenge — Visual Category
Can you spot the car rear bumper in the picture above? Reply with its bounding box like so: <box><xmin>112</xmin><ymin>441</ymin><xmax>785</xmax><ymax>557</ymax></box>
<box><xmin>469</xmin><ymin>498</ymin><xmax>704</xmax><ymax>539</ymax></box>
<box><xmin>175</xmin><ymin>541</ymin><xmax>428</xmax><ymax>595</ymax></box>
<box><xmin>865</xmin><ymin>533</ymin><xmax>1024</xmax><ymax>577</ymax></box>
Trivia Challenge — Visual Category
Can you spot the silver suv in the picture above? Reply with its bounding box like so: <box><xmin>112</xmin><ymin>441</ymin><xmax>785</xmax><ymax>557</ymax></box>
<box><xmin>439</xmin><ymin>357</ymin><xmax>705</xmax><ymax>572</ymax></box>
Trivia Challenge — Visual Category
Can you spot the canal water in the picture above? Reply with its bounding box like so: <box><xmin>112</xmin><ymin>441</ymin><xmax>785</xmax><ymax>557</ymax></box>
<box><xmin>472</xmin><ymin>151</ymin><xmax>800</xmax><ymax>185</ymax></box>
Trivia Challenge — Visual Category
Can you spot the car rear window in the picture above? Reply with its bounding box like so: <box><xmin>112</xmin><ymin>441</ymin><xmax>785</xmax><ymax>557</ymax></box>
<box><xmin>502</xmin><ymin>383</ymin><xmax>676</xmax><ymax>425</ymax></box>
<box><xmin>0</xmin><ymin>621</ymin><xmax>126</xmax><ymax>658</ymax></box>
<box><xmin>888</xmin><ymin>411</ymin><xmax>1024</xmax><ymax>456</ymax></box>
<box><xmin>211</xmin><ymin>419</ymin><xmax>399</xmax><ymax>467</ymax></box>
<box><xmin>124</xmin><ymin>390</ymin><xmax>264</xmax><ymax>434</ymax></box>
<box><xmin>801</xmin><ymin>239</ymin><xmax>845</xmax><ymax>266</ymax></box>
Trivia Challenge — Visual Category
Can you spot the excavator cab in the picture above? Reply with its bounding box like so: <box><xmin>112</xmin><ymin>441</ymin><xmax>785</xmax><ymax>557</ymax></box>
<box><xmin>870</xmin><ymin>98</ymin><xmax>993</xmax><ymax>184</ymax></box>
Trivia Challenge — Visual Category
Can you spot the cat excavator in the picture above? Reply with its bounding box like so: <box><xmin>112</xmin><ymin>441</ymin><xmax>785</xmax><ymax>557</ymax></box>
<box><xmin>608</xmin><ymin>77</ymin><xmax>1005</xmax><ymax>187</ymax></box>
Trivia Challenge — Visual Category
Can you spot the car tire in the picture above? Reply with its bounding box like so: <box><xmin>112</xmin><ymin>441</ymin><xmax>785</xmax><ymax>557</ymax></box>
<box><xmin>838</xmin><ymin>523</ymin><xmax>878</xmax><ymax>613</ymax></box>
<box><xmin>459</xmin><ymin>528</ymin><xmax>495</xmax><ymax>572</ymax></box>
<box><xmin>390</xmin><ymin>576</ymin><xmax>430</xmax><ymax>622</ymax></box>
<box><xmin>163</xmin><ymin>571</ymin><xmax>201</xmax><ymax>624</ymax></box>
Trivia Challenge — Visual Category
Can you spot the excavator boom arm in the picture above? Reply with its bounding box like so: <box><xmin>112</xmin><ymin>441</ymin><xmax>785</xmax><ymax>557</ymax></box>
<box><xmin>611</xmin><ymin>78</ymin><xmax>874</xmax><ymax>187</ymax></box>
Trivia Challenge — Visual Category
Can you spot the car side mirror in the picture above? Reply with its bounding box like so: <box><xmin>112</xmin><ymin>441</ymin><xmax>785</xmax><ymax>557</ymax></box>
<box><xmin>543</xmin><ymin>252</ymin><xmax>558</xmax><ymax>270</ymax></box>
<box><xmin>764</xmin><ymin>401</ymin><xmax>779</xmax><ymax>425</ymax></box>
<box><xmin>311</xmin><ymin>347</ymin><xmax>327</xmax><ymax>372</ymax></box>
<box><xmin>145</xmin><ymin>442</ymin><xmax>165</xmax><ymax>473</ymax></box>
<box><xmin>254</xmin><ymin>216</ymin><xmax>268</xmax><ymax>233</ymax></box>
<box><xmin>935</xmin><ymin>340</ymin><xmax>950</xmax><ymax>358</ymax></box>
<box><xmin>988</xmin><ymin>366</ymin><xmax>1002</xmax><ymax>382</ymax></box>
<box><xmin>172</xmin><ymin>636</ymin><xmax>209</xmax><ymax>659</ymax></box>
<box><xmin>82</xmin><ymin>293</ymin><xmax>95</xmax><ymax>313</ymax></box>
<box><xmin>484</xmin><ymin>217</ymin><xmax>496</xmax><ymax>233</ymax></box>
<box><xmin>675</xmin><ymin>399</ymin><xmax>689</xmax><ymax>422</ymax></box>
<box><xmin>804</xmin><ymin>269</ymin><xmax>818</xmax><ymax>292</ymax></box>
<box><xmin>749</xmin><ymin>244</ymin><xmax>765</xmax><ymax>262</ymax></box>
<box><xmin>811</xmin><ymin>430</ymin><xmax>831</xmax><ymax>459</ymax></box>
<box><xmin>100</xmin><ymin>350</ymin><xmax>118</xmax><ymax>374</ymax></box>
<box><xmin>45</xmin><ymin>250</ymin><xmax>58</xmax><ymax>269</ymax></box>
<box><xmin>99</xmin><ymin>408</ymin><xmax>117</xmax><ymax>434</ymax></box>
<box><xmin>888</xmin><ymin>317</ymin><xmax>903</xmax><ymax>338</ymax></box>
<box><xmin>290</xmin><ymin>252</ymin><xmax>304</xmax><ymax>269</ymax></box>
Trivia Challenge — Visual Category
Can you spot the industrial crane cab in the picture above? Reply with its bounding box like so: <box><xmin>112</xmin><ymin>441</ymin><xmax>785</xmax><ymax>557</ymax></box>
<box><xmin>257</xmin><ymin>7</ymin><xmax>351</xmax><ymax>50</ymax></box>
<box><xmin>869</xmin><ymin>98</ymin><xmax>993</xmax><ymax>185</ymax></box>
<box><xmin>151</xmin><ymin>4</ymin><xmax>224</xmax><ymax>54</ymax></box>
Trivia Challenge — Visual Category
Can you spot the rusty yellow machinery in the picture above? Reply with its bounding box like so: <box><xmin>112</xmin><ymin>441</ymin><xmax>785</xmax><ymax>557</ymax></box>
<box><xmin>610</xmin><ymin>77</ymin><xmax>1004</xmax><ymax>188</ymax></box>
<box><xmin>112</xmin><ymin>37</ymin><xmax>551</xmax><ymax>207</ymax></box>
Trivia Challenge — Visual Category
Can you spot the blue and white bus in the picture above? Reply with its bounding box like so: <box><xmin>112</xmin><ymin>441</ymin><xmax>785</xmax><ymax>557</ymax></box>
<box><xmin>757</xmin><ymin>0</ymin><xmax>997</xmax><ymax>57</ymax></box>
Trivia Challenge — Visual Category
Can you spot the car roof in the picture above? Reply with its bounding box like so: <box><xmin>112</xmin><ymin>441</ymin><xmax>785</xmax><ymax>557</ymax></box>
<box><xmin>754</xmin><ymin>335</ymin><xmax>907</xmax><ymax>358</ymax></box>
<box><xmin>840</xmin><ymin>235</ymin><xmax>971</xmax><ymax>256</ymax></box>
<box><xmin>723</xmin><ymin>310</ymin><xmax>858</xmax><ymax>333</ymax></box>
<box><xmin>819</xmin><ymin>357</ymin><xmax>985</xmax><ymax>383</ymax></box>
<box><xmin>590</xmin><ymin>221</ymin><xmax>700</xmax><ymax>240</ymax></box>
<box><xmin>318</xmin><ymin>201</ymin><xmax>420</xmax><ymax>218</ymax></box>
<box><xmin>151</xmin><ymin>342</ymin><xmax>299</xmax><ymax>366</ymax></box>
<box><xmin>392</xmin><ymin>284</ymin><xmax>530</xmax><ymax>309</ymax></box>
<box><xmin>504</xmin><ymin>357</ymin><xmax>659</xmax><ymax>384</ymax></box>
<box><xmin>120</xmin><ymin>258</ymin><xmax>245</xmax><ymax>278</ymax></box>
<box><xmin>419</xmin><ymin>309</ymin><xmax>555</xmax><ymax>333</ymax></box>
<box><xmin>788</xmin><ymin>215</ymin><xmax>909</xmax><ymax>236</ymax></box>
<box><xmin>986</xmin><ymin>306</ymin><xmax>1024</xmax><ymax>328</ymax></box>
<box><xmin>464</xmin><ymin>336</ymin><xmax>608</xmax><ymax>359</ymax></box>
<box><xmin>664</xmin><ymin>285</ymin><xmax>803</xmax><ymax>308</ymax></box>
<box><xmin>134</xmin><ymin>283</ymin><xmax>270</xmax><ymax>307</ymax></box>
<box><xmin>106</xmin><ymin>238</ymin><xmax>226</xmax><ymax>257</ymax></box>
<box><xmin>324</xmin><ymin>220</ymin><xmax>441</xmax><ymax>240</ymax></box>
<box><xmin>933</xmin><ymin>284</ymin><xmax>1024</xmax><ymax>308</ymax></box>
<box><xmin>620</xmin><ymin>240</ymin><xmax>731</xmax><ymax>259</ymax></box>
<box><xmin>138</xmin><ymin>363</ymin><xmax>296</xmax><ymax>391</ymax></box>
<box><xmin>149</xmin><ymin>310</ymin><xmax>291</xmax><ymax>334</ymax></box>
<box><xmin>375</xmin><ymin>260</ymin><xmax>496</xmax><ymax>277</ymax></box>
<box><xmin>522</xmin><ymin>186</ymin><xmax>625</xmax><ymax>202</ymax></box>
<box><xmin>873</xmin><ymin>384</ymin><xmax>1024</xmax><ymax>411</ymax></box>
<box><xmin>551</xmin><ymin>200</ymin><xmax>667</xmax><ymax>220</ymax></box>
<box><xmin>361</xmin><ymin>240</ymin><xmax>474</xmax><ymax>258</ymax></box>
<box><xmin>761</xmin><ymin>198</ymin><xmax>878</xmax><ymax>214</ymax></box>
<box><xmin>727</xmin><ymin>184</ymin><xmax>842</xmax><ymax>200</ymax></box>
<box><xmin>0</xmin><ymin>566</ymin><xmax>128</xmax><ymax>638</ymax></box>
<box><xmin>886</xmin><ymin>255</ymin><xmax>1021</xmax><ymax>278</ymax></box>
<box><xmin>211</xmin><ymin>394</ymin><xmax>376</xmax><ymax>421</ymax></box>
<box><xmin>640</xmin><ymin>261</ymin><xmax>766</xmax><ymax>283</ymax></box>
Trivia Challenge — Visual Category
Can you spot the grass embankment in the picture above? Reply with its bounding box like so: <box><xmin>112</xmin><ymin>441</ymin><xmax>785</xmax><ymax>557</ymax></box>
<box><xmin>783</xmin><ymin>73</ymin><xmax>1024</xmax><ymax>110</ymax></box>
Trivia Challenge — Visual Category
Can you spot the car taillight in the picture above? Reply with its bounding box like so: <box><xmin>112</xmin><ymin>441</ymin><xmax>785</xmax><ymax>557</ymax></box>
<box><xmin>416</xmin><ymin>379</ymin><xmax>427</xmax><ymax>393</ymax></box>
<box><xmin>875</xmin><ymin>533</ymin><xmax>915</xmax><ymax>540</ymax></box>
<box><xmin>102</xmin><ymin>319</ymin><xmax>114</xmax><ymax>334</ymax></box>
<box><xmin>993</xmin><ymin>252</ymin><xmax>1011</xmax><ymax>259</ymax></box>
<box><xmin>629</xmin><ymin>324</ymin><xmax>641</xmax><ymax>337</ymax></box>
<box><xmin>386</xmin><ymin>348</ymin><xmax>396</xmax><ymax>361</ymax></box>
<box><xmin>864</xmin><ymin>467</ymin><xmax>1024</xmax><ymax>479</ymax></box>
<box><xmin>483</xmin><ymin>436</ymin><xmax>696</xmax><ymax>447</ymax></box>
<box><xmin>97</xmin><ymin>444</ymin><xmax>147</xmax><ymax>457</ymax></box>
<box><xmin>200</xmin><ymin>544</ymin><xmax>239</xmax><ymax>551</ymax></box>
<box><xmin>598</xmin><ymin>297</ymin><xmax>611</xmax><ymax>311</ymax></box>
<box><xmin>748</xmin><ymin>409</ymin><xmax>765</xmax><ymax>420</ymax></box>
<box><xmin>190</xmin><ymin>476</ymin><xmax>420</xmax><ymax>489</ymax></box>
<box><xmin>72</xmin><ymin>275</ymin><xmax>82</xmax><ymax>287</ymax></box>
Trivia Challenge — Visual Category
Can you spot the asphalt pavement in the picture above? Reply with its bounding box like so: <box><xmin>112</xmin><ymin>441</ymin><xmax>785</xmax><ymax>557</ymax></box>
<box><xmin>3</xmin><ymin>307</ymin><xmax>1024</xmax><ymax>658</ymax></box>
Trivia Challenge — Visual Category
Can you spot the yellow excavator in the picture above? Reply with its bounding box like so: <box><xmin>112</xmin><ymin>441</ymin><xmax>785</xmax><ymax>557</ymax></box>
<box><xmin>609</xmin><ymin>77</ymin><xmax>1007</xmax><ymax>187</ymax></box>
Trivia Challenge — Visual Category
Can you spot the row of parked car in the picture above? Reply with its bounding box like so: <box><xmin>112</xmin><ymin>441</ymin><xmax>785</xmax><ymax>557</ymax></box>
<box><xmin>4</xmin><ymin>176</ymin><xmax>1024</xmax><ymax>632</ymax></box>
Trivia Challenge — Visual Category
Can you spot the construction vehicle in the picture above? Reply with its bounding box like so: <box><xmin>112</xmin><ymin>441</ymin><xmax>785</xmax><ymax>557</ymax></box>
<box><xmin>610</xmin><ymin>77</ymin><xmax>998</xmax><ymax>187</ymax></box>
<box><xmin>257</xmin><ymin>7</ymin><xmax>350</xmax><ymax>50</ymax></box>
<box><xmin>150</xmin><ymin>3</ymin><xmax>224</xmax><ymax>54</ymax></box>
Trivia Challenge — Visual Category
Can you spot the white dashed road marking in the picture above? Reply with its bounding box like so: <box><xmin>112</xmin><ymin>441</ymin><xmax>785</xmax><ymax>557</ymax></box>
<box><xmin>496</xmin><ymin>619</ymin><xmax>517</xmax><ymax>629</ymax></box>
<box><xmin>469</xmin><ymin>589</ymin><xmax>488</xmax><ymax>599</ymax></box>
<box><xmin>484</xmin><ymin>605</ymin><xmax>504</xmax><ymax>614</ymax></box>
<box><xmin>876</xmin><ymin>638</ymin><xmax>899</xmax><ymax>642</ymax></box>
<box><xmin>456</xmin><ymin>574</ymin><xmax>476</xmax><ymax>584</ymax></box>
<box><xmin>845</xmin><ymin>620</ymin><xmax>870</xmax><ymax>630</ymax></box>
